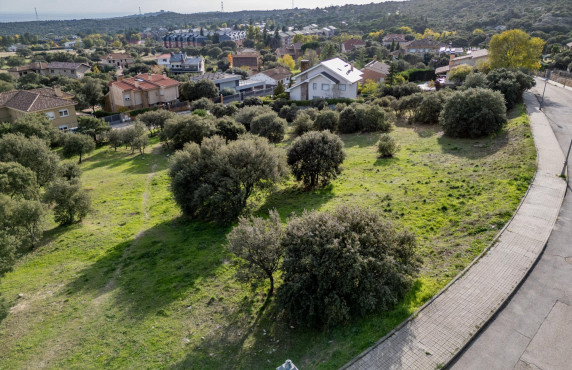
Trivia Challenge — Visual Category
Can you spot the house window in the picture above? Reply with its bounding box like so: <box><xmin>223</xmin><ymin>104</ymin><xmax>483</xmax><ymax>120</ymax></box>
<box><xmin>338</xmin><ymin>84</ymin><xmax>346</xmax><ymax>91</ymax></box>
<box><xmin>124</xmin><ymin>94</ymin><xmax>130</xmax><ymax>101</ymax></box>
<box><xmin>59</xmin><ymin>109</ymin><xmax>69</xmax><ymax>117</ymax></box>
<box><xmin>58</xmin><ymin>125</ymin><xmax>68</xmax><ymax>131</ymax></box>
<box><xmin>312</xmin><ymin>83</ymin><xmax>317</xmax><ymax>90</ymax></box>
<box><xmin>321</xmin><ymin>84</ymin><xmax>330</xmax><ymax>91</ymax></box>
<box><xmin>45</xmin><ymin>112</ymin><xmax>55</xmax><ymax>120</ymax></box>
<box><xmin>51</xmin><ymin>69</ymin><xmax>54</xmax><ymax>73</ymax></box>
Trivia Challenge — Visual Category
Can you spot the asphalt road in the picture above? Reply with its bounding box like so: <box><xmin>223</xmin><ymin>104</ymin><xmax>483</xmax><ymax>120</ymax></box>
<box><xmin>449</xmin><ymin>79</ymin><xmax>572</xmax><ymax>370</ymax></box>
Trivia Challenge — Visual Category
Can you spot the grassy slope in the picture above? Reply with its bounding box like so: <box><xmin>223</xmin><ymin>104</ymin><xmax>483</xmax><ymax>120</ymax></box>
<box><xmin>0</xmin><ymin>107</ymin><xmax>535</xmax><ymax>369</ymax></box>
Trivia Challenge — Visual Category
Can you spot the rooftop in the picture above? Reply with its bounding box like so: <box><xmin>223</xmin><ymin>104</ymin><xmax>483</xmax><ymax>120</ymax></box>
<box><xmin>0</xmin><ymin>88</ymin><xmax>76</xmax><ymax>112</ymax></box>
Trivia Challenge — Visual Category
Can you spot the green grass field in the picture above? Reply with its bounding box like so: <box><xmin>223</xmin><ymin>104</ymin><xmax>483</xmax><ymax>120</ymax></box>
<box><xmin>0</xmin><ymin>106</ymin><xmax>536</xmax><ymax>369</ymax></box>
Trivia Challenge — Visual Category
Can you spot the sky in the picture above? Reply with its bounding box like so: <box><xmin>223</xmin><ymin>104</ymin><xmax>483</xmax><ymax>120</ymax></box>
<box><xmin>0</xmin><ymin>0</ymin><xmax>389</xmax><ymax>21</ymax></box>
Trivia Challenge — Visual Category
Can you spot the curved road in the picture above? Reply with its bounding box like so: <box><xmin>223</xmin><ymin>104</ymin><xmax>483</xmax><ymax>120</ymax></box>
<box><xmin>450</xmin><ymin>79</ymin><xmax>572</xmax><ymax>369</ymax></box>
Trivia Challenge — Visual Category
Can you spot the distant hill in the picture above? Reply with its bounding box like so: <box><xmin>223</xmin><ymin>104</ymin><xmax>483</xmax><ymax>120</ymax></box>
<box><xmin>0</xmin><ymin>0</ymin><xmax>570</xmax><ymax>36</ymax></box>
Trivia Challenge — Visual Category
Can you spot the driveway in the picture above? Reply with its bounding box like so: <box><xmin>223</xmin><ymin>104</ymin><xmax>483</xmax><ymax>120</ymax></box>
<box><xmin>450</xmin><ymin>78</ymin><xmax>572</xmax><ymax>370</ymax></box>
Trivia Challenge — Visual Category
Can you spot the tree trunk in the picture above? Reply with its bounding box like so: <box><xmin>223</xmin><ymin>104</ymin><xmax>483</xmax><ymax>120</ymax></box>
<box><xmin>268</xmin><ymin>275</ymin><xmax>274</xmax><ymax>297</ymax></box>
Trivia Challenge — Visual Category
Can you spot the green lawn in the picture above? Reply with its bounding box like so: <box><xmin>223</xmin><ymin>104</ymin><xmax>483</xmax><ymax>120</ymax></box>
<box><xmin>0</xmin><ymin>106</ymin><xmax>536</xmax><ymax>369</ymax></box>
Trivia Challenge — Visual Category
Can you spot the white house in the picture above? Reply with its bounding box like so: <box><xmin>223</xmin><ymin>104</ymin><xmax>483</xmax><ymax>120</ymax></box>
<box><xmin>249</xmin><ymin>66</ymin><xmax>291</xmax><ymax>87</ymax></box>
<box><xmin>286</xmin><ymin>58</ymin><xmax>363</xmax><ymax>100</ymax></box>
<box><xmin>156</xmin><ymin>53</ymin><xmax>171</xmax><ymax>68</ymax></box>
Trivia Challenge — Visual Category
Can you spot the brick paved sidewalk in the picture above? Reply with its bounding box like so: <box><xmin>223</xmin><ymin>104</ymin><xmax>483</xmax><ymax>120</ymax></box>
<box><xmin>342</xmin><ymin>92</ymin><xmax>567</xmax><ymax>370</ymax></box>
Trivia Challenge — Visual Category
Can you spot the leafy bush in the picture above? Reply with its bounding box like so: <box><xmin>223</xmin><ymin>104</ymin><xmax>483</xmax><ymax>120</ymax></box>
<box><xmin>462</xmin><ymin>72</ymin><xmax>488</xmax><ymax>89</ymax></box>
<box><xmin>62</xmin><ymin>133</ymin><xmax>95</xmax><ymax>163</ymax></box>
<box><xmin>377</xmin><ymin>133</ymin><xmax>399</xmax><ymax>157</ymax></box>
<box><xmin>440</xmin><ymin>88</ymin><xmax>507</xmax><ymax>138</ymax></box>
<box><xmin>393</xmin><ymin>93</ymin><xmax>424</xmax><ymax>118</ymax></box>
<box><xmin>137</xmin><ymin>109</ymin><xmax>175</xmax><ymax>133</ymax></box>
<box><xmin>292</xmin><ymin>113</ymin><xmax>314</xmax><ymax>137</ymax></box>
<box><xmin>243</xmin><ymin>96</ymin><xmax>263</xmax><ymax>106</ymax></box>
<box><xmin>399</xmin><ymin>68</ymin><xmax>436</xmax><ymax>82</ymax></box>
<box><xmin>211</xmin><ymin>103</ymin><xmax>238</xmax><ymax>118</ymax></box>
<box><xmin>414</xmin><ymin>90</ymin><xmax>451</xmax><ymax>124</ymax></box>
<box><xmin>311</xmin><ymin>98</ymin><xmax>327</xmax><ymax>110</ymax></box>
<box><xmin>190</xmin><ymin>97</ymin><xmax>214</xmax><ymax>112</ymax></box>
<box><xmin>215</xmin><ymin>117</ymin><xmax>246</xmax><ymax>141</ymax></box>
<box><xmin>43</xmin><ymin>179</ymin><xmax>91</xmax><ymax>225</ymax></box>
<box><xmin>168</xmin><ymin>135</ymin><xmax>288</xmax><ymax>221</ymax></box>
<box><xmin>338</xmin><ymin>106</ymin><xmax>359</xmax><ymax>133</ymax></box>
<box><xmin>234</xmin><ymin>105</ymin><xmax>274</xmax><ymax>131</ymax></box>
<box><xmin>313</xmin><ymin>109</ymin><xmax>339</xmax><ymax>132</ymax></box>
<box><xmin>162</xmin><ymin>115</ymin><xmax>217</xmax><ymax>149</ymax></box>
<box><xmin>449</xmin><ymin>65</ymin><xmax>474</xmax><ymax>84</ymax></box>
<box><xmin>287</xmin><ymin>130</ymin><xmax>345</xmax><ymax>188</ymax></box>
<box><xmin>278</xmin><ymin>206</ymin><xmax>420</xmax><ymax>328</ymax></box>
<box><xmin>279</xmin><ymin>104</ymin><xmax>299</xmax><ymax>123</ymax></box>
<box><xmin>270</xmin><ymin>98</ymin><xmax>289</xmax><ymax>112</ymax></box>
<box><xmin>355</xmin><ymin>104</ymin><xmax>390</xmax><ymax>132</ymax></box>
<box><xmin>379</xmin><ymin>82</ymin><xmax>422</xmax><ymax>99</ymax></box>
<box><xmin>486</xmin><ymin>68</ymin><xmax>535</xmax><ymax>109</ymax></box>
<box><xmin>250</xmin><ymin>112</ymin><xmax>287</xmax><ymax>143</ymax></box>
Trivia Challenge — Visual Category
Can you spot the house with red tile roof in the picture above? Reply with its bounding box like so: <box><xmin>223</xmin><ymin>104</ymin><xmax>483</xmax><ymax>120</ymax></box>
<box><xmin>101</xmin><ymin>53</ymin><xmax>135</xmax><ymax>68</ymax></box>
<box><xmin>341</xmin><ymin>38</ymin><xmax>366</xmax><ymax>53</ymax></box>
<box><xmin>0</xmin><ymin>87</ymin><xmax>78</xmax><ymax>130</ymax></box>
<box><xmin>107</xmin><ymin>73</ymin><xmax>180</xmax><ymax>112</ymax></box>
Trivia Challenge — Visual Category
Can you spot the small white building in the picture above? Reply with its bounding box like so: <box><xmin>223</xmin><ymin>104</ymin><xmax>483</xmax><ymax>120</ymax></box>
<box><xmin>249</xmin><ymin>66</ymin><xmax>291</xmax><ymax>87</ymax></box>
<box><xmin>286</xmin><ymin>58</ymin><xmax>363</xmax><ymax>100</ymax></box>
<box><xmin>156</xmin><ymin>53</ymin><xmax>171</xmax><ymax>68</ymax></box>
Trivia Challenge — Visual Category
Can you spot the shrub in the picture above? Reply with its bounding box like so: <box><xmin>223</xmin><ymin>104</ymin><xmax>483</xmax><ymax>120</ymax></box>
<box><xmin>377</xmin><ymin>133</ymin><xmax>399</xmax><ymax>157</ymax></box>
<box><xmin>43</xmin><ymin>179</ymin><xmax>91</xmax><ymax>225</ymax></box>
<box><xmin>234</xmin><ymin>106</ymin><xmax>273</xmax><ymax>131</ymax></box>
<box><xmin>338</xmin><ymin>106</ymin><xmax>359</xmax><ymax>133</ymax></box>
<box><xmin>279</xmin><ymin>104</ymin><xmax>299</xmax><ymax>123</ymax></box>
<box><xmin>58</xmin><ymin>161</ymin><xmax>82</xmax><ymax>182</ymax></box>
<box><xmin>355</xmin><ymin>104</ymin><xmax>390</xmax><ymax>132</ymax></box>
<box><xmin>108</xmin><ymin>130</ymin><xmax>123</xmax><ymax>151</ymax></box>
<box><xmin>137</xmin><ymin>109</ymin><xmax>175</xmax><ymax>133</ymax></box>
<box><xmin>303</xmin><ymin>107</ymin><xmax>319</xmax><ymax>120</ymax></box>
<box><xmin>311</xmin><ymin>98</ymin><xmax>327</xmax><ymax>110</ymax></box>
<box><xmin>190</xmin><ymin>97</ymin><xmax>214</xmax><ymax>112</ymax></box>
<box><xmin>211</xmin><ymin>103</ymin><xmax>238</xmax><ymax>118</ymax></box>
<box><xmin>162</xmin><ymin>115</ymin><xmax>217</xmax><ymax>149</ymax></box>
<box><xmin>393</xmin><ymin>93</ymin><xmax>424</xmax><ymax>118</ymax></box>
<box><xmin>243</xmin><ymin>96</ymin><xmax>263</xmax><ymax>106</ymax></box>
<box><xmin>215</xmin><ymin>117</ymin><xmax>246</xmax><ymax>141</ymax></box>
<box><xmin>227</xmin><ymin>210</ymin><xmax>284</xmax><ymax>296</ymax></box>
<box><xmin>250</xmin><ymin>112</ymin><xmax>287</xmax><ymax>143</ymax></box>
<box><xmin>292</xmin><ymin>113</ymin><xmax>314</xmax><ymax>137</ymax></box>
<box><xmin>287</xmin><ymin>130</ymin><xmax>345</xmax><ymax>188</ymax></box>
<box><xmin>440</xmin><ymin>88</ymin><xmax>507</xmax><ymax>138</ymax></box>
<box><xmin>449</xmin><ymin>65</ymin><xmax>474</xmax><ymax>85</ymax></box>
<box><xmin>168</xmin><ymin>135</ymin><xmax>288</xmax><ymax>221</ymax></box>
<box><xmin>486</xmin><ymin>68</ymin><xmax>535</xmax><ymax>109</ymax></box>
<box><xmin>278</xmin><ymin>206</ymin><xmax>420</xmax><ymax>328</ymax></box>
<box><xmin>379</xmin><ymin>82</ymin><xmax>422</xmax><ymax>99</ymax></box>
<box><xmin>462</xmin><ymin>72</ymin><xmax>488</xmax><ymax>89</ymax></box>
<box><xmin>313</xmin><ymin>109</ymin><xmax>339</xmax><ymax>132</ymax></box>
<box><xmin>414</xmin><ymin>91</ymin><xmax>451</xmax><ymax>124</ymax></box>
<box><xmin>270</xmin><ymin>98</ymin><xmax>289</xmax><ymax>112</ymax></box>
<box><xmin>371</xmin><ymin>96</ymin><xmax>396</xmax><ymax>108</ymax></box>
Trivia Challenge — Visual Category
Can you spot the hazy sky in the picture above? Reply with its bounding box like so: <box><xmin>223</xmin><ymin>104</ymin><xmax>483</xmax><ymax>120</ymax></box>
<box><xmin>1</xmin><ymin>0</ymin><xmax>388</xmax><ymax>16</ymax></box>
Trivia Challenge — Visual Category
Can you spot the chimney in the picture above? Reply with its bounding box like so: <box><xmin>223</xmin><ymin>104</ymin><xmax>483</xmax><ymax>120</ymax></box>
<box><xmin>54</xmin><ymin>85</ymin><xmax>63</xmax><ymax>97</ymax></box>
<box><xmin>117</xmin><ymin>75</ymin><xmax>124</xmax><ymax>81</ymax></box>
<box><xmin>350</xmin><ymin>63</ymin><xmax>354</xmax><ymax>72</ymax></box>
<box><xmin>300</xmin><ymin>59</ymin><xmax>310</xmax><ymax>72</ymax></box>
<box><xmin>449</xmin><ymin>53</ymin><xmax>456</xmax><ymax>66</ymax></box>
<box><xmin>134</xmin><ymin>80</ymin><xmax>140</xmax><ymax>88</ymax></box>
<box><xmin>373</xmin><ymin>55</ymin><xmax>377</xmax><ymax>61</ymax></box>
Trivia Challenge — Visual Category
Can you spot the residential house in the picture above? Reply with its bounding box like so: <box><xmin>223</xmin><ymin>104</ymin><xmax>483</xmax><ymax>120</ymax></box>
<box><xmin>0</xmin><ymin>87</ymin><xmax>78</xmax><ymax>130</ymax></box>
<box><xmin>286</xmin><ymin>58</ymin><xmax>363</xmax><ymax>100</ymax></box>
<box><xmin>275</xmin><ymin>43</ymin><xmax>303</xmax><ymax>59</ymax></box>
<box><xmin>232</xmin><ymin>49</ymin><xmax>261</xmax><ymax>73</ymax></box>
<box><xmin>189</xmin><ymin>72</ymin><xmax>242</xmax><ymax>92</ymax></box>
<box><xmin>64</xmin><ymin>39</ymin><xmax>80</xmax><ymax>49</ymax></box>
<box><xmin>382</xmin><ymin>34</ymin><xmax>407</xmax><ymax>46</ymax></box>
<box><xmin>567</xmin><ymin>42</ymin><xmax>572</xmax><ymax>51</ymax></box>
<box><xmin>45</xmin><ymin>62</ymin><xmax>91</xmax><ymax>79</ymax></box>
<box><xmin>107</xmin><ymin>73</ymin><xmax>180</xmax><ymax>112</ymax></box>
<box><xmin>436</xmin><ymin>49</ymin><xmax>489</xmax><ymax>81</ymax></box>
<box><xmin>7</xmin><ymin>44</ymin><xmax>25</xmax><ymax>52</ymax></box>
<box><xmin>166</xmin><ymin>53</ymin><xmax>205</xmax><ymax>74</ymax></box>
<box><xmin>101</xmin><ymin>53</ymin><xmax>134</xmax><ymax>68</ymax></box>
<box><xmin>156</xmin><ymin>53</ymin><xmax>171</xmax><ymax>68</ymax></box>
<box><xmin>250</xmin><ymin>66</ymin><xmax>291</xmax><ymax>86</ymax></box>
<box><xmin>8</xmin><ymin>62</ymin><xmax>48</xmax><ymax>79</ymax></box>
<box><xmin>341</xmin><ymin>39</ymin><xmax>366</xmax><ymax>53</ymax></box>
<box><xmin>361</xmin><ymin>59</ymin><xmax>390</xmax><ymax>83</ymax></box>
<box><xmin>403</xmin><ymin>38</ymin><xmax>443</xmax><ymax>55</ymax></box>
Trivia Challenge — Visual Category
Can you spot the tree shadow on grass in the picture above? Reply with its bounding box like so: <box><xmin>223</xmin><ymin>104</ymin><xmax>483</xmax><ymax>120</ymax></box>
<box><xmin>80</xmin><ymin>148</ymin><xmax>163</xmax><ymax>175</ymax></box>
<box><xmin>65</xmin><ymin>217</ymin><xmax>230</xmax><ymax>320</ymax></box>
<box><xmin>257</xmin><ymin>183</ymin><xmax>336</xmax><ymax>220</ymax></box>
<box><xmin>436</xmin><ymin>129</ymin><xmax>509</xmax><ymax>160</ymax></box>
<box><xmin>340</xmin><ymin>132</ymin><xmax>379</xmax><ymax>148</ymax></box>
<box><xmin>374</xmin><ymin>156</ymin><xmax>400</xmax><ymax>167</ymax></box>
<box><xmin>170</xmin><ymin>278</ymin><xmax>429</xmax><ymax>369</ymax></box>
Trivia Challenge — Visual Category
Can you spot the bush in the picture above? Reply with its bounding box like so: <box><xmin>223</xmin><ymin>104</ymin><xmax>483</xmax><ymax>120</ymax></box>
<box><xmin>303</xmin><ymin>107</ymin><xmax>319</xmax><ymax>120</ymax></box>
<box><xmin>338</xmin><ymin>106</ymin><xmax>359</xmax><ymax>133</ymax></box>
<box><xmin>43</xmin><ymin>179</ymin><xmax>91</xmax><ymax>225</ymax></box>
<box><xmin>250</xmin><ymin>112</ymin><xmax>287</xmax><ymax>143</ymax></box>
<box><xmin>234</xmin><ymin>106</ymin><xmax>274</xmax><ymax>131</ymax></box>
<box><xmin>137</xmin><ymin>109</ymin><xmax>175</xmax><ymax>133</ymax></box>
<box><xmin>371</xmin><ymin>96</ymin><xmax>396</xmax><ymax>108</ymax></box>
<box><xmin>58</xmin><ymin>161</ymin><xmax>81</xmax><ymax>182</ymax></box>
<box><xmin>168</xmin><ymin>135</ymin><xmax>288</xmax><ymax>221</ymax></box>
<box><xmin>414</xmin><ymin>91</ymin><xmax>451</xmax><ymax>124</ymax></box>
<box><xmin>462</xmin><ymin>72</ymin><xmax>488</xmax><ymax>89</ymax></box>
<box><xmin>162</xmin><ymin>115</ymin><xmax>217</xmax><ymax>149</ymax></box>
<box><xmin>486</xmin><ymin>68</ymin><xmax>535</xmax><ymax>109</ymax></box>
<box><xmin>393</xmin><ymin>93</ymin><xmax>424</xmax><ymax>118</ymax></box>
<box><xmin>377</xmin><ymin>133</ymin><xmax>399</xmax><ymax>157</ymax></box>
<box><xmin>243</xmin><ymin>96</ymin><xmax>263</xmax><ymax>106</ymax></box>
<box><xmin>355</xmin><ymin>104</ymin><xmax>390</xmax><ymax>132</ymax></box>
<box><xmin>278</xmin><ymin>206</ymin><xmax>420</xmax><ymax>328</ymax></box>
<box><xmin>211</xmin><ymin>103</ymin><xmax>238</xmax><ymax>118</ymax></box>
<box><xmin>313</xmin><ymin>109</ymin><xmax>339</xmax><ymax>132</ymax></box>
<box><xmin>292</xmin><ymin>113</ymin><xmax>314</xmax><ymax>137</ymax></box>
<box><xmin>279</xmin><ymin>104</ymin><xmax>299</xmax><ymax>123</ymax></box>
<box><xmin>270</xmin><ymin>98</ymin><xmax>289</xmax><ymax>112</ymax></box>
<box><xmin>311</xmin><ymin>98</ymin><xmax>327</xmax><ymax>110</ymax></box>
<box><xmin>215</xmin><ymin>117</ymin><xmax>246</xmax><ymax>141</ymax></box>
<box><xmin>62</xmin><ymin>133</ymin><xmax>95</xmax><ymax>164</ymax></box>
<box><xmin>379</xmin><ymin>82</ymin><xmax>422</xmax><ymax>99</ymax></box>
<box><xmin>287</xmin><ymin>130</ymin><xmax>345</xmax><ymax>187</ymax></box>
<box><xmin>440</xmin><ymin>88</ymin><xmax>507</xmax><ymax>138</ymax></box>
<box><xmin>190</xmin><ymin>97</ymin><xmax>214</xmax><ymax>112</ymax></box>
<box><xmin>449</xmin><ymin>65</ymin><xmax>474</xmax><ymax>85</ymax></box>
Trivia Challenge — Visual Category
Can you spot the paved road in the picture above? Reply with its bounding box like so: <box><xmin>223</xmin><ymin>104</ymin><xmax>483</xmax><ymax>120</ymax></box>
<box><xmin>450</xmin><ymin>78</ymin><xmax>572</xmax><ymax>370</ymax></box>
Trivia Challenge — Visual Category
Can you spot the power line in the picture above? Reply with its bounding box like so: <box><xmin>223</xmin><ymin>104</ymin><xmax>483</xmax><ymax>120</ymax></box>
<box><xmin>34</xmin><ymin>8</ymin><xmax>39</xmax><ymax>21</ymax></box>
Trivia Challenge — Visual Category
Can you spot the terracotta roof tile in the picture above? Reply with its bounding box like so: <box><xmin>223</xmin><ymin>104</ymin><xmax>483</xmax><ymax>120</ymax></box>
<box><xmin>0</xmin><ymin>89</ymin><xmax>75</xmax><ymax>112</ymax></box>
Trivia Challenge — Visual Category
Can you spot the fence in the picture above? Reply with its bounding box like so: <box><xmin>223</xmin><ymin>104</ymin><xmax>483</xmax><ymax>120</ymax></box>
<box><xmin>537</xmin><ymin>70</ymin><xmax>572</xmax><ymax>87</ymax></box>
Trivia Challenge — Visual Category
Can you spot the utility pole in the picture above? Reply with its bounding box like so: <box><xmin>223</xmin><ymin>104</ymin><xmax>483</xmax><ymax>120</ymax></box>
<box><xmin>540</xmin><ymin>70</ymin><xmax>551</xmax><ymax>111</ymax></box>
<box><xmin>221</xmin><ymin>1</ymin><xmax>224</xmax><ymax>12</ymax></box>
<box><xmin>292</xmin><ymin>0</ymin><xmax>294</xmax><ymax>9</ymax></box>
<box><xmin>34</xmin><ymin>8</ymin><xmax>39</xmax><ymax>21</ymax></box>
<box><xmin>139</xmin><ymin>6</ymin><xmax>142</xmax><ymax>15</ymax></box>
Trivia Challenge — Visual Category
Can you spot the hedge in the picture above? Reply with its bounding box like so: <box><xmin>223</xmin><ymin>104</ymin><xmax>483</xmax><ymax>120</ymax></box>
<box><xmin>399</xmin><ymin>68</ymin><xmax>436</xmax><ymax>82</ymax></box>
